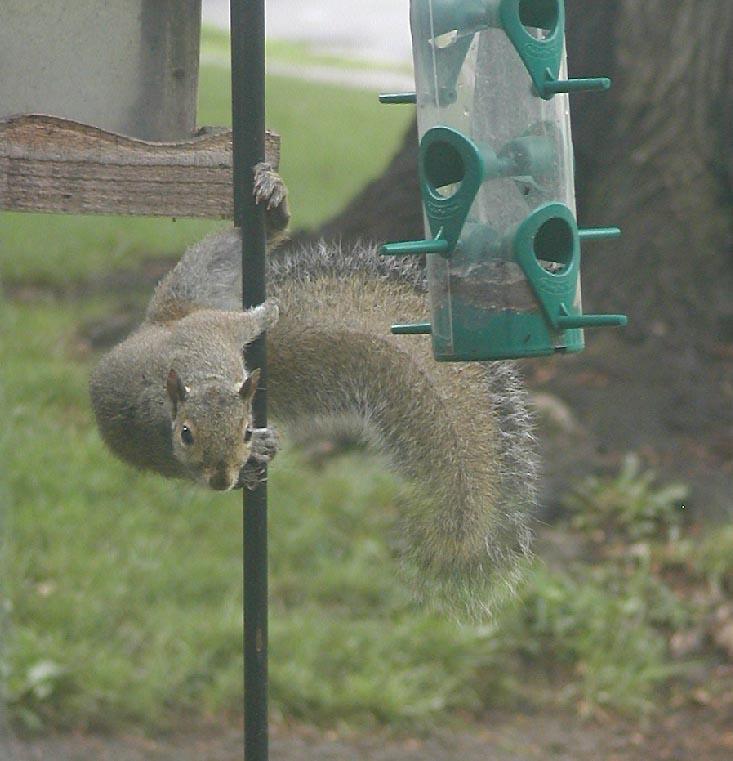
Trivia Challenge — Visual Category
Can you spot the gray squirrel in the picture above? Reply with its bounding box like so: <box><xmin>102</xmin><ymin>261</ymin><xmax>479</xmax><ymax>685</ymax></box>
<box><xmin>89</xmin><ymin>164</ymin><xmax>538</xmax><ymax>616</ymax></box>
<box><xmin>90</xmin><ymin>164</ymin><xmax>285</xmax><ymax>492</ymax></box>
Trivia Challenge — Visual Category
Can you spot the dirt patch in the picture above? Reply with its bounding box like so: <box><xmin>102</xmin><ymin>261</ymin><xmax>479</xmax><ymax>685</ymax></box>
<box><xmin>522</xmin><ymin>330</ymin><xmax>733</xmax><ymax>519</ymax></box>
<box><xmin>4</xmin><ymin>706</ymin><xmax>733</xmax><ymax>761</ymax></box>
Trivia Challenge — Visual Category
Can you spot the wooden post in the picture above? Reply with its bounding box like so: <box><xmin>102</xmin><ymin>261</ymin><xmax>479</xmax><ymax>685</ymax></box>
<box><xmin>0</xmin><ymin>114</ymin><xmax>279</xmax><ymax>218</ymax></box>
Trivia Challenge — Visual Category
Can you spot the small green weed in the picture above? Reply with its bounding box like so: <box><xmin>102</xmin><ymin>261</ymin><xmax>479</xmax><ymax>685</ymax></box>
<box><xmin>497</xmin><ymin>560</ymin><xmax>691</xmax><ymax>717</ymax></box>
<box><xmin>687</xmin><ymin>526</ymin><xmax>733</xmax><ymax>593</ymax></box>
<box><xmin>564</xmin><ymin>454</ymin><xmax>688</xmax><ymax>542</ymax></box>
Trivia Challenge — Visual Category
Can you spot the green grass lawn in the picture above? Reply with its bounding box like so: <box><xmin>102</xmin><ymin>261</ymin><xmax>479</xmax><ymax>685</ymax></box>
<box><xmin>0</xmin><ymin>30</ymin><xmax>714</xmax><ymax>735</ymax></box>
<box><xmin>1</xmin><ymin>300</ymin><xmax>500</xmax><ymax>732</ymax></box>
<box><xmin>0</xmin><ymin>295</ymin><xmax>702</xmax><ymax>732</ymax></box>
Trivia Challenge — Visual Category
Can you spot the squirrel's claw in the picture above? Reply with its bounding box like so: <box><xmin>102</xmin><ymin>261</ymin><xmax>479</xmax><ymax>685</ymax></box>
<box><xmin>253</xmin><ymin>162</ymin><xmax>290</xmax><ymax>234</ymax></box>
<box><xmin>241</xmin><ymin>299</ymin><xmax>280</xmax><ymax>342</ymax></box>
<box><xmin>253</xmin><ymin>162</ymin><xmax>286</xmax><ymax>210</ymax></box>
<box><xmin>249</xmin><ymin>426</ymin><xmax>280</xmax><ymax>463</ymax></box>
<box><xmin>235</xmin><ymin>426</ymin><xmax>280</xmax><ymax>491</ymax></box>
<box><xmin>236</xmin><ymin>461</ymin><xmax>266</xmax><ymax>491</ymax></box>
<box><xmin>258</xmin><ymin>298</ymin><xmax>280</xmax><ymax>331</ymax></box>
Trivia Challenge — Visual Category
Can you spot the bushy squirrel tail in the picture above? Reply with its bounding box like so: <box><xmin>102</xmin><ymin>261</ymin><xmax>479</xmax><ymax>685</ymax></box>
<box><xmin>269</xmin><ymin>241</ymin><xmax>538</xmax><ymax>617</ymax></box>
<box><xmin>150</xmin><ymin>231</ymin><xmax>539</xmax><ymax>617</ymax></box>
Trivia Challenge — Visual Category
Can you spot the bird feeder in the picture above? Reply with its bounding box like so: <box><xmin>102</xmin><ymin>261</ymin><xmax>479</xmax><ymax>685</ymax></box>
<box><xmin>381</xmin><ymin>0</ymin><xmax>627</xmax><ymax>361</ymax></box>
<box><xmin>1</xmin><ymin>0</ymin><xmax>202</xmax><ymax>141</ymax></box>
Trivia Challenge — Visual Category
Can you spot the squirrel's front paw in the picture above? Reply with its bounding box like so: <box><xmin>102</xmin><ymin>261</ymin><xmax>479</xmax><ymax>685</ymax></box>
<box><xmin>253</xmin><ymin>162</ymin><xmax>290</xmax><ymax>234</ymax></box>
<box><xmin>247</xmin><ymin>298</ymin><xmax>280</xmax><ymax>333</ymax></box>
<box><xmin>249</xmin><ymin>426</ymin><xmax>280</xmax><ymax>464</ymax></box>
<box><xmin>236</xmin><ymin>460</ymin><xmax>265</xmax><ymax>491</ymax></box>
<box><xmin>253</xmin><ymin>162</ymin><xmax>287</xmax><ymax>210</ymax></box>
<box><xmin>235</xmin><ymin>426</ymin><xmax>280</xmax><ymax>491</ymax></box>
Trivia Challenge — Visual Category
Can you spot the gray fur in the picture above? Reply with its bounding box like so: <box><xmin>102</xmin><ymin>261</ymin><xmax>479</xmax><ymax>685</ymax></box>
<box><xmin>90</xmin><ymin>304</ymin><xmax>278</xmax><ymax>488</ymax></box>
<box><xmin>94</xmin><ymin>227</ymin><xmax>539</xmax><ymax>617</ymax></box>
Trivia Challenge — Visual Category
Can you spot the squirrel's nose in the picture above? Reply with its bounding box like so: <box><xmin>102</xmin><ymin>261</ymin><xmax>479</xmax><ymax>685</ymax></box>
<box><xmin>209</xmin><ymin>463</ymin><xmax>231</xmax><ymax>491</ymax></box>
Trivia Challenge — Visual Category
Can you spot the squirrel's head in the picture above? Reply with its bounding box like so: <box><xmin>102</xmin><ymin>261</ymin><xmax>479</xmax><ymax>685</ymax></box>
<box><xmin>166</xmin><ymin>367</ymin><xmax>261</xmax><ymax>491</ymax></box>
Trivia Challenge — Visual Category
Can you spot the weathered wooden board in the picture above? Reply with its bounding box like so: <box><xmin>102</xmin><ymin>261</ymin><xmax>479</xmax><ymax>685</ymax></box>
<box><xmin>0</xmin><ymin>114</ymin><xmax>280</xmax><ymax>219</ymax></box>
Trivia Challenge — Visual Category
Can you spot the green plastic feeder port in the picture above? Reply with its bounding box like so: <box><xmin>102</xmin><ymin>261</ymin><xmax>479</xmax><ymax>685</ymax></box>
<box><xmin>411</xmin><ymin>0</ymin><xmax>609</xmax><ymax>104</ymax></box>
<box><xmin>383</xmin><ymin>126</ymin><xmax>626</xmax><ymax>361</ymax></box>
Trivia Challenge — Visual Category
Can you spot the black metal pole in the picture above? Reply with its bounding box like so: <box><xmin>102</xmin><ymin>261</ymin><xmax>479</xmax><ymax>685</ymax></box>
<box><xmin>230</xmin><ymin>2</ymin><xmax>269</xmax><ymax>760</ymax></box>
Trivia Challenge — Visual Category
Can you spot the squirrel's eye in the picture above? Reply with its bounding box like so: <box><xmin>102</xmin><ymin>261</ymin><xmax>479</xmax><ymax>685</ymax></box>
<box><xmin>244</xmin><ymin>427</ymin><xmax>253</xmax><ymax>443</ymax></box>
<box><xmin>180</xmin><ymin>425</ymin><xmax>194</xmax><ymax>446</ymax></box>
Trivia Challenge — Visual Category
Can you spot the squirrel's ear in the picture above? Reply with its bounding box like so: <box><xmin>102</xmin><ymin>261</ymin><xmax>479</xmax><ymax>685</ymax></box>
<box><xmin>166</xmin><ymin>368</ymin><xmax>189</xmax><ymax>411</ymax></box>
<box><xmin>240</xmin><ymin>368</ymin><xmax>261</xmax><ymax>402</ymax></box>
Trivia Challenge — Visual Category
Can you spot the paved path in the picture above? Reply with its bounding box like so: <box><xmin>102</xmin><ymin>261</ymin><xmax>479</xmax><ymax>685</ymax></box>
<box><xmin>201</xmin><ymin>48</ymin><xmax>414</xmax><ymax>92</ymax></box>
<box><xmin>203</xmin><ymin>0</ymin><xmax>412</xmax><ymax>64</ymax></box>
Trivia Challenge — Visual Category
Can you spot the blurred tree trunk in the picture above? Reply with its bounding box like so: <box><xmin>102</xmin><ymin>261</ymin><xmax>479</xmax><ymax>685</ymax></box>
<box><xmin>305</xmin><ymin>0</ymin><xmax>733</xmax><ymax>350</ymax></box>
<box><xmin>580</xmin><ymin>0</ymin><xmax>733</xmax><ymax>349</ymax></box>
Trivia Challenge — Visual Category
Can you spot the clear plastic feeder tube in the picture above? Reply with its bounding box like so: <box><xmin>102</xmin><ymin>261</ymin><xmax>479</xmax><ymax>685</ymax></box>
<box><xmin>410</xmin><ymin>0</ymin><xmax>583</xmax><ymax>359</ymax></box>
